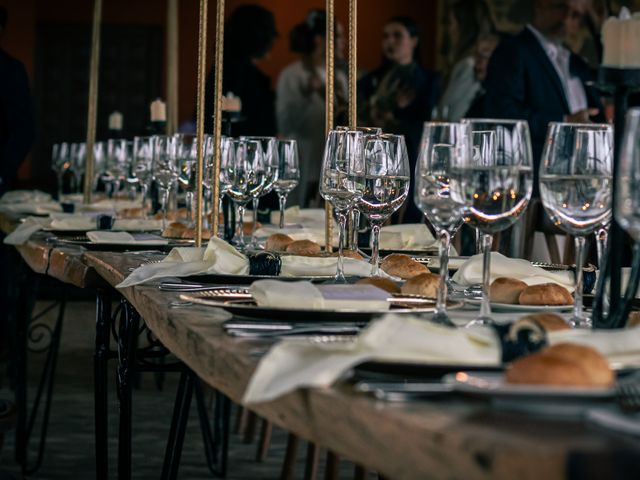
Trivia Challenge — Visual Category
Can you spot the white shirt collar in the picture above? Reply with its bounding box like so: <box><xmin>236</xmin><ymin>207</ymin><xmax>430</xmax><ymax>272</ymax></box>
<box><xmin>527</xmin><ymin>24</ymin><xmax>563</xmax><ymax>59</ymax></box>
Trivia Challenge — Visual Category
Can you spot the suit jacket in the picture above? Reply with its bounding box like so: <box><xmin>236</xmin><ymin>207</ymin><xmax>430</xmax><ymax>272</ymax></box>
<box><xmin>0</xmin><ymin>49</ymin><xmax>35</xmax><ymax>195</ymax></box>
<box><xmin>484</xmin><ymin>28</ymin><xmax>603</xmax><ymax>177</ymax></box>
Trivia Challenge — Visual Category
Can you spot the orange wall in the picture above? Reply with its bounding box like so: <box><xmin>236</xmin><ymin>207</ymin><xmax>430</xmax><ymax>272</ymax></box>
<box><xmin>2</xmin><ymin>0</ymin><xmax>439</xmax><ymax>182</ymax></box>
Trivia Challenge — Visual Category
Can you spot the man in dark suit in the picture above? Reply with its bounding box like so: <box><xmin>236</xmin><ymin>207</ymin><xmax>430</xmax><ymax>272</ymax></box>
<box><xmin>484</xmin><ymin>0</ymin><xmax>603</xmax><ymax>177</ymax></box>
<box><xmin>0</xmin><ymin>6</ymin><xmax>35</xmax><ymax>196</ymax></box>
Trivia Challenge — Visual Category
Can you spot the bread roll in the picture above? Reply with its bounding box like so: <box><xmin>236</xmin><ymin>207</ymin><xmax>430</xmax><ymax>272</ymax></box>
<box><xmin>162</xmin><ymin>222</ymin><xmax>187</xmax><ymax>238</ymax></box>
<box><xmin>380</xmin><ymin>253</ymin><xmax>428</xmax><ymax>279</ymax></box>
<box><xmin>490</xmin><ymin>277</ymin><xmax>528</xmax><ymax>304</ymax></box>
<box><xmin>401</xmin><ymin>273</ymin><xmax>440</xmax><ymax>298</ymax></box>
<box><xmin>332</xmin><ymin>249</ymin><xmax>364</xmax><ymax>260</ymax></box>
<box><xmin>285</xmin><ymin>239</ymin><xmax>322</xmax><ymax>256</ymax></box>
<box><xmin>117</xmin><ymin>207</ymin><xmax>147</xmax><ymax>219</ymax></box>
<box><xmin>516</xmin><ymin>313</ymin><xmax>570</xmax><ymax>332</ymax></box>
<box><xmin>181</xmin><ymin>228</ymin><xmax>212</xmax><ymax>240</ymax></box>
<box><xmin>626</xmin><ymin>311</ymin><xmax>640</xmax><ymax>328</ymax></box>
<box><xmin>519</xmin><ymin>283</ymin><xmax>573</xmax><ymax>306</ymax></box>
<box><xmin>155</xmin><ymin>208</ymin><xmax>188</xmax><ymax>221</ymax></box>
<box><xmin>505</xmin><ymin>343</ymin><xmax>613</xmax><ymax>387</ymax></box>
<box><xmin>265</xmin><ymin>233</ymin><xmax>294</xmax><ymax>252</ymax></box>
<box><xmin>356</xmin><ymin>277</ymin><xmax>401</xmax><ymax>294</ymax></box>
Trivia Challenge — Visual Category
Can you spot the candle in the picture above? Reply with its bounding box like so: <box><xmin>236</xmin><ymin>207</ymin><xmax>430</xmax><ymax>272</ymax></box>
<box><xmin>108</xmin><ymin>111</ymin><xmax>123</xmax><ymax>130</ymax></box>
<box><xmin>150</xmin><ymin>98</ymin><xmax>167</xmax><ymax>122</ymax></box>
<box><xmin>602</xmin><ymin>7</ymin><xmax>640</xmax><ymax>68</ymax></box>
<box><xmin>221</xmin><ymin>92</ymin><xmax>242</xmax><ymax>112</ymax></box>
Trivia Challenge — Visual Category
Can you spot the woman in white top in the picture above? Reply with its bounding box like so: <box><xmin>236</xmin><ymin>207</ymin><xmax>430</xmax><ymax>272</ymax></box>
<box><xmin>276</xmin><ymin>10</ymin><xmax>347</xmax><ymax>207</ymax></box>
<box><xmin>437</xmin><ymin>0</ymin><xmax>494</xmax><ymax>121</ymax></box>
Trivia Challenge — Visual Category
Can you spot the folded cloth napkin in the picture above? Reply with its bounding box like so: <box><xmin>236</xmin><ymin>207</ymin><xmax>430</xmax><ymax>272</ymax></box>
<box><xmin>86</xmin><ymin>231</ymin><xmax>169</xmax><ymax>245</ymax></box>
<box><xmin>0</xmin><ymin>202</ymin><xmax>62</xmax><ymax>215</ymax></box>
<box><xmin>250</xmin><ymin>280</ymin><xmax>391</xmax><ymax>310</ymax></box>
<box><xmin>270</xmin><ymin>207</ymin><xmax>327</xmax><ymax>227</ymax></box>
<box><xmin>0</xmin><ymin>190</ymin><xmax>52</xmax><ymax>204</ymax></box>
<box><xmin>76</xmin><ymin>199</ymin><xmax>142</xmax><ymax>213</ymax></box>
<box><xmin>117</xmin><ymin>237</ymin><xmax>375</xmax><ymax>288</ymax></box>
<box><xmin>4</xmin><ymin>217</ymin><xmax>51</xmax><ymax>245</ymax></box>
<box><xmin>49</xmin><ymin>216</ymin><xmax>97</xmax><ymax>231</ymax></box>
<box><xmin>452</xmin><ymin>252</ymin><xmax>575</xmax><ymax>293</ymax></box>
<box><xmin>112</xmin><ymin>219</ymin><xmax>163</xmax><ymax>231</ymax></box>
<box><xmin>243</xmin><ymin>314</ymin><xmax>500</xmax><ymax>404</ymax></box>
<box><xmin>548</xmin><ymin>326</ymin><xmax>640</xmax><ymax>365</ymax></box>
<box><xmin>379</xmin><ymin>223</ymin><xmax>437</xmax><ymax>250</ymax></box>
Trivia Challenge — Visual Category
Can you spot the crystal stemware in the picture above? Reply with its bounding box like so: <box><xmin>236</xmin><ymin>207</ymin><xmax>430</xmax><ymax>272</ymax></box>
<box><xmin>415</xmin><ymin>122</ymin><xmax>471</xmax><ymax>326</ymax></box>
<box><xmin>273</xmin><ymin>139</ymin><xmax>300</xmax><ymax>229</ymax></box>
<box><xmin>152</xmin><ymin>135</ymin><xmax>179</xmax><ymax>229</ymax></box>
<box><xmin>451</xmin><ymin>119</ymin><xmax>534</xmax><ymax>327</ymax></box>
<box><xmin>540</xmin><ymin>122</ymin><xmax>613</xmax><ymax>328</ymax></box>
<box><xmin>132</xmin><ymin>136</ymin><xmax>154</xmax><ymax>213</ymax></box>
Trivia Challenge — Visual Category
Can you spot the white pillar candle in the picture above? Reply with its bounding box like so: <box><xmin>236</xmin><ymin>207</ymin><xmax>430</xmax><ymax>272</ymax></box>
<box><xmin>150</xmin><ymin>98</ymin><xmax>167</xmax><ymax>122</ymax></box>
<box><xmin>108</xmin><ymin>111</ymin><xmax>123</xmax><ymax>130</ymax></box>
<box><xmin>602</xmin><ymin>7</ymin><xmax>640</xmax><ymax>68</ymax></box>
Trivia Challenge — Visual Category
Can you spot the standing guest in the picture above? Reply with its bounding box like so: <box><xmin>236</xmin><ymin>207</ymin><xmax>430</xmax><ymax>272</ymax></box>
<box><xmin>359</xmin><ymin>17</ymin><xmax>440</xmax><ymax>223</ymax></box>
<box><xmin>484</xmin><ymin>0</ymin><xmax>604</xmax><ymax>187</ymax></box>
<box><xmin>204</xmin><ymin>4</ymin><xmax>277</xmax><ymax>137</ymax></box>
<box><xmin>0</xmin><ymin>6</ymin><xmax>35</xmax><ymax>196</ymax></box>
<box><xmin>276</xmin><ymin>10</ymin><xmax>348</xmax><ymax>207</ymax></box>
<box><xmin>464</xmin><ymin>33</ymin><xmax>501</xmax><ymax>118</ymax></box>
<box><xmin>437</xmin><ymin>0</ymin><xmax>495</xmax><ymax>121</ymax></box>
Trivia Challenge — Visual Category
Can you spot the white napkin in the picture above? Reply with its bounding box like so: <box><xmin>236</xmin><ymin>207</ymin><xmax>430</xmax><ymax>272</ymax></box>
<box><xmin>0</xmin><ymin>202</ymin><xmax>62</xmax><ymax>215</ymax></box>
<box><xmin>117</xmin><ymin>237</ymin><xmax>376</xmax><ymax>288</ymax></box>
<box><xmin>86</xmin><ymin>231</ymin><xmax>169</xmax><ymax>245</ymax></box>
<box><xmin>49</xmin><ymin>216</ymin><xmax>96</xmax><ymax>231</ymax></box>
<box><xmin>3</xmin><ymin>217</ymin><xmax>51</xmax><ymax>245</ymax></box>
<box><xmin>270</xmin><ymin>207</ymin><xmax>327</xmax><ymax>227</ymax></box>
<box><xmin>452</xmin><ymin>252</ymin><xmax>575</xmax><ymax>292</ymax></box>
<box><xmin>549</xmin><ymin>326</ymin><xmax>640</xmax><ymax>365</ymax></box>
<box><xmin>243</xmin><ymin>314</ymin><xmax>500</xmax><ymax>404</ymax></box>
<box><xmin>250</xmin><ymin>280</ymin><xmax>391</xmax><ymax>310</ymax></box>
<box><xmin>0</xmin><ymin>190</ymin><xmax>52</xmax><ymax>204</ymax></box>
<box><xmin>112</xmin><ymin>219</ymin><xmax>163</xmax><ymax>231</ymax></box>
<box><xmin>379</xmin><ymin>223</ymin><xmax>437</xmax><ymax>250</ymax></box>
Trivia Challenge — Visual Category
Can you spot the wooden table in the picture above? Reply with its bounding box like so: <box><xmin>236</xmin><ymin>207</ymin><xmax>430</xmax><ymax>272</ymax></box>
<box><xmin>82</xmin><ymin>250</ymin><xmax>640</xmax><ymax>480</ymax></box>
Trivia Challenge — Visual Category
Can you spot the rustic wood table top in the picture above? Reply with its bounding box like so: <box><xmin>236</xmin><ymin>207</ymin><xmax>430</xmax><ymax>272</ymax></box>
<box><xmin>80</xmin><ymin>250</ymin><xmax>640</xmax><ymax>480</ymax></box>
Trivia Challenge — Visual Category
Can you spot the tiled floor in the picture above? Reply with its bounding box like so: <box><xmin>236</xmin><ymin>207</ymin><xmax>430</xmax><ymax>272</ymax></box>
<box><xmin>0</xmin><ymin>299</ymin><xmax>369</xmax><ymax>479</ymax></box>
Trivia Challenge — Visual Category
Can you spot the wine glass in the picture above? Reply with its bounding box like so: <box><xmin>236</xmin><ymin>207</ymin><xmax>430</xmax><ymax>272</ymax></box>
<box><xmin>152</xmin><ymin>135</ymin><xmax>179</xmax><ymax>229</ymax></box>
<box><xmin>107</xmin><ymin>139</ymin><xmax>129</xmax><ymax>198</ymax></box>
<box><xmin>69</xmin><ymin>142</ymin><xmax>85</xmax><ymax>193</ymax></box>
<box><xmin>214</xmin><ymin>136</ymin><xmax>233</xmax><ymax>235</ymax></box>
<box><xmin>451</xmin><ymin>119</ymin><xmax>534</xmax><ymax>326</ymax></box>
<box><xmin>320</xmin><ymin>129</ymin><xmax>366</xmax><ymax>282</ymax></box>
<box><xmin>240</xmin><ymin>136</ymin><xmax>277</xmax><ymax>248</ymax></box>
<box><xmin>358</xmin><ymin>134</ymin><xmax>410</xmax><ymax>275</ymax></box>
<box><xmin>132</xmin><ymin>136</ymin><xmax>154</xmax><ymax>213</ymax></box>
<box><xmin>273</xmin><ymin>139</ymin><xmax>300</xmax><ymax>228</ymax></box>
<box><xmin>540</xmin><ymin>122</ymin><xmax>613</xmax><ymax>328</ymax></box>
<box><xmin>225</xmin><ymin>139</ymin><xmax>265</xmax><ymax>249</ymax></box>
<box><xmin>176</xmin><ymin>134</ymin><xmax>203</xmax><ymax>226</ymax></box>
<box><xmin>51</xmin><ymin>142</ymin><xmax>70</xmax><ymax>199</ymax></box>
<box><xmin>415</xmin><ymin>122</ymin><xmax>471</xmax><ymax>325</ymax></box>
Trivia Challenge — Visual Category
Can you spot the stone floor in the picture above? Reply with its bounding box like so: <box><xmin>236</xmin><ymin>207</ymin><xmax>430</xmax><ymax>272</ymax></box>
<box><xmin>0</xmin><ymin>299</ymin><xmax>370</xmax><ymax>479</ymax></box>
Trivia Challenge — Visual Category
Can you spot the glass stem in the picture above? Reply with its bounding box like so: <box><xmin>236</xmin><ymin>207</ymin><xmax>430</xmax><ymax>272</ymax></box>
<box><xmin>141</xmin><ymin>184</ymin><xmax>148</xmax><ymax>213</ymax></box>
<box><xmin>475</xmin><ymin>228</ymin><xmax>482</xmax><ymax>254</ymax></box>
<box><xmin>350</xmin><ymin>209</ymin><xmax>360</xmax><ymax>251</ymax></box>
<box><xmin>278</xmin><ymin>194</ymin><xmax>287</xmax><ymax>229</ymax></box>
<box><xmin>186</xmin><ymin>191</ymin><xmax>194</xmax><ymax>226</ymax></box>
<box><xmin>480</xmin><ymin>234</ymin><xmax>493</xmax><ymax>319</ymax></box>
<box><xmin>336</xmin><ymin>210</ymin><xmax>347</xmax><ymax>282</ymax></box>
<box><xmin>161</xmin><ymin>187</ymin><xmax>169</xmax><ymax>230</ymax></box>
<box><xmin>251</xmin><ymin>197</ymin><xmax>259</xmax><ymax>245</ymax></box>
<box><xmin>436</xmin><ymin>229</ymin><xmax>451</xmax><ymax>315</ymax></box>
<box><xmin>595</xmin><ymin>227</ymin><xmax>608</xmax><ymax>269</ymax></box>
<box><xmin>573</xmin><ymin>235</ymin><xmax>586</xmax><ymax>323</ymax></box>
<box><xmin>236</xmin><ymin>203</ymin><xmax>246</xmax><ymax>247</ymax></box>
<box><xmin>370</xmin><ymin>223</ymin><xmax>382</xmax><ymax>276</ymax></box>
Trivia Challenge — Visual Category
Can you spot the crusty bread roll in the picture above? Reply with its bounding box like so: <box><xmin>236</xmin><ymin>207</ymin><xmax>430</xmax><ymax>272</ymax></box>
<box><xmin>285</xmin><ymin>239</ymin><xmax>322</xmax><ymax>256</ymax></box>
<box><xmin>332</xmin><ymin>249</ymin><xmax>364</xmax><ymax>260</ymax></box>
<box><xmin>380</xmin><ymin>253</ymin><xmax>428</xmax><ymax>279</ymax></box>
<box><xmin>626</xmin><ymin>311</ymin><xmax>640</xmax><ymax>328</ymax></box>
<box><xmin>162</xmin><ymin>222</ymin><xmax>187</xmax><ymax>238</ymax></box>
<box><xmin>154</xmin><ymin>208</ymin><xmax>188</xmax><ymax>221</ymax></box>
<box><xmin>117</xmin><ymin>207</ymin><xmax>147</xmax><ymax>219</ymax></box>
<box><xmin>180</xmin><ymin>228</ymin><xmax>212</xmax><ymax>240</ymax></box>
<box><xmin>506</xmin><ymin>343</ymin><xmax>613</xmax><ymax>387</ymax></box>
<box><xmin>515</xmin><ymin>313</ymin><xmax>570</xmax><ymax>332</ymax></box>
<box><xmin>519</xmin><ymin>283</ymin><xmax>573</xmax><ymax>306</ymax></box>
<box><xmin>490</xmin><ymin>277</ymin><xmax>528</xmax><ymax>304</ymax></box>
<box><xmin>356</xmin><ymin>276</ymin><xmax>401</xmax><ymax>294</ymax></box>
<box><xmin>400</xmin><ymin>273</ymin><xmax>440</xmax><ymax>298</ymax></box>
<box><xmin>265</xmin><ymin>233</ymin><xmax>294</xmax><ymax>252</ymax></box>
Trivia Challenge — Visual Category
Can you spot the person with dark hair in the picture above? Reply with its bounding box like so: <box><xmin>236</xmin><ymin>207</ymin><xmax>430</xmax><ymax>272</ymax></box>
<box><xmin>464</xmin><ymin>32</ymin><xmax>501</xmax><ymax>118</ymax></box>
<box><xmin>203</xmin><ymin>4</ymin><xmax>277</xmax><ymax>137</ymax></box>
<box><xmin>358</xmin><ymin>16</ymin><xmax>440</xmax><ymax>223</ymax></box>
<box><xmin>437</xmin><ymin>0</ymin><xmax>495</xmax><ymax>120</ymax></box>
<box><xmin>0</xmin><ymin>5</ymin><xmax>35</xmax><ymax>196</ymax></box>
<box><xmin>276</xmin><ymin>10</ymin><xmax>347</xmax><ymax>207</ymax></box>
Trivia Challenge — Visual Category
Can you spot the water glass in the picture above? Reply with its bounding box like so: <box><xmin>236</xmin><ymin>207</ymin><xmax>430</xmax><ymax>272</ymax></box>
<box><xmin>273</xmin><ymin>139</ymin><xmax>300</xmax><ymax>228</ymax></box>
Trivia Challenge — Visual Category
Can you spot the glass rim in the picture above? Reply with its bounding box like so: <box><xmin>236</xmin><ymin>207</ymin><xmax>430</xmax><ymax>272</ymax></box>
<box><xmin>460</xmin><ymin>117</ymin><xmax>528</xmax><ymax>125</ymax></box>
<box><xmin>547</xmin><ymin>121</ymin><xmax>611</xmax><ymax>130</ymax></box>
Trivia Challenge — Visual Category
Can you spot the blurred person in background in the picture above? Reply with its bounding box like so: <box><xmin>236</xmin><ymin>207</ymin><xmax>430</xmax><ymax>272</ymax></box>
<box><xmin>204</xmin><ymin>4</ymin><xmax>278</xmax><ymax>137</ymax></box>
<box><xmin>358</xmin><ymin>16</ymin><xmax>440</xmax><ymax>223</ymax></box>
<box><xmin>464</xmin><ymin>32</ymin><xmax>501</xmax><ymax>118</ymax></box>
<box><xmin>276</xmin><ymin>10</ymin><xmax>348</xmax><ymax>207</ymax></box>
<box><xmin>436</xmin><ymin>0</ymin><xmax>495</xmax><ymax>121</ymax></box>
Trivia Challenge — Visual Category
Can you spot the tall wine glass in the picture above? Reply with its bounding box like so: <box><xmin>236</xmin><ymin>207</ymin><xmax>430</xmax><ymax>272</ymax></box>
<box><xmin>225</xmin><ymin>139</ymin><xmax>265</xmax><ymax>249</ymax></box>
<box><xmin>451</xmin><ymin>119</ymin><xmax>533</xmax><ymax>326</ymax></box>
<box><xmin>51</xmin><ymin>142</ymin><xmax>70</xmax><ymax>199</ymax></box>
<box><xmin>152</xmin><ymin>135</ymin><xmax>179</xmax><ymax>229</ymax></box>
<box><xmin>415</xmin><ymin>122</ymin><xmax>471</xmax><ymax>325</ymax></box>
<box><xmin>273</xmin><ymin>139</ymin><xmax>300</xmax><ymax>228</ymax></box>
<box><xmin>214</xmin><ymin>136</ymin><xmax>233</xmax><ymax>235</ymax></box>
<box><xmin>132</xmin><ymin>136</ymin><xmax>154</xmax><ymax>213</ymax></box>
<box><xmin>241</xmin><ymin>136</ymin><xmax>277</xmax><ymax>248</ymax></box>
<box><xmin>107</xmin><ymin>139</ymin><xmax>129</xmax><ymax>197</ymax></box>
<box><xmin>320</xmin><ymin>129</ymin><xmax>365</xmax><ymax>282</ymax></box>
<box><xmin>540</xmin><ymin>123</ymin><xmax>613</xmax><ymax>328</ymax></box>
<box><xmin>359</xmin><ymin>134</ymin><xmax>410</xmax><ymax>275</ymax></box>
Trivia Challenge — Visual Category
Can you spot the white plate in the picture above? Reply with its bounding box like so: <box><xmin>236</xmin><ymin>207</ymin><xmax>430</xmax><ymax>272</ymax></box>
<box><xmin>464</xmin><ymin>298</ymin><xmax>573</xmax><ymax>312</ymax></box>
<box><xmin>444</xmin><ymin>371</ymin><xmax>614</xmax><ymax>417</ymax></box>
